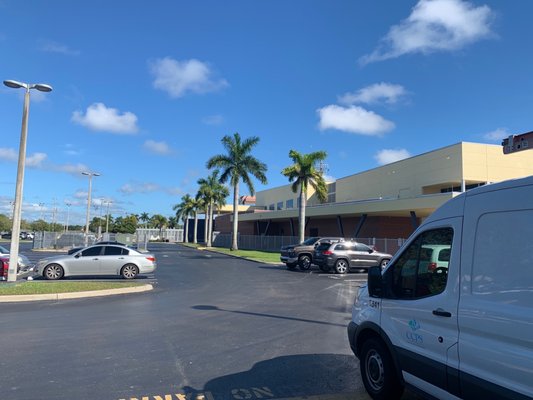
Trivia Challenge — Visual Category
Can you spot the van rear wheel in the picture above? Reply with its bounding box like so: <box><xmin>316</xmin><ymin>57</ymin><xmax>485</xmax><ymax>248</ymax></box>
<box><xmin>360</xmin><ymin>338</ymin><xmax>403</xmax><ymax>400</ymax></box>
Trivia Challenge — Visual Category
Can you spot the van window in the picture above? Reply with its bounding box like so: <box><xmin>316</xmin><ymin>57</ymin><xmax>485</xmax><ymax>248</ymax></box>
<box><xmin>473</xmin><ymin>210</ymin><xmax>533</xmax><ymax>307</ymax></box>
<box><xmin>386</xmin><ymin>228</ymin><xmax>453</xmax><ymax>299</ymax></box>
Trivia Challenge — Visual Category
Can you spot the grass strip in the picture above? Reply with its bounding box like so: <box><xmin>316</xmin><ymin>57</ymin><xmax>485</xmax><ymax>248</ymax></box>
<box><xmin>0</xmin><ymin>281</ymin><xmax>143</xmax><ymax>295</ymax></box>
<box><xmin>180</xmin><ymin>242</ymin><xmax>281</xmax><ymax>263</ymax></box>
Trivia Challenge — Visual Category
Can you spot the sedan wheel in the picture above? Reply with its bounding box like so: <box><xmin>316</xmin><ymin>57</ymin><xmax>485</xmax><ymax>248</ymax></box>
<box><xmin>335</xmin><ymin>259</ymin><xmax>349</xmax><ymax>274</ymax></box>
<box><xmin>121</xmin><ymin>264</ymin><xmax>139</xmax><ymax>279</ymax></box>
<box><xmin>44</xmin><ymin>264</ymin><xmax>64</xmax><ymax>280</ymax></box>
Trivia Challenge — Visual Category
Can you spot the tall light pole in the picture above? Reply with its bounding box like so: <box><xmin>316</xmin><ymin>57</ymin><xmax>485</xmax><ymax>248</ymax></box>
<box><xmin>65</xmin><ymin>202</ymin><xmax>72</xmax><ymax>232</ymax></box>
<box><xmin>4</xmin><ymin>79</ymin><xmax>52</xmax><ymax>282</ymax></box>
<box><xmin>82</xmin><ymin>171</ymin><xmax>100</xmax><ymax>246</ymax></box>
<box><xmin>105</xmin><ymin>200</ymin><xmax>112</xmax><ymax>233</ymax></box>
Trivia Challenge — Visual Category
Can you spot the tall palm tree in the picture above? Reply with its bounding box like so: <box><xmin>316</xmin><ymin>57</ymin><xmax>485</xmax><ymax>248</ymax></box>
<box><xmin>281</xmin><ymin>150</ymin><xmax>328</xmax><ymax>243</ymax></box>
<box><xmin>207</xmin><ymin>133</ymin><xmax>267</xmax><ymax>250</ymax></box>
<box><xmin>197</xmin><ymin>170</ymin><xmax>229</xmax><ymax>247</ymax></box>
<box><xmin>190</xmin><ymin>197</ymin><xmax>202</xmax><ymax>244</ymax></box>
<box><xmin>140</xmin><ymin>212</ymin><xmax>150</xmax><ymax>228</ymax></box>
<box><xmin>167</xmin><ymin>216</ymin><xmax>178</xmax><ymax>229</ymax></box>
<box><xmin>173</xmin><ymin>194</ymin><xmax>194</xmax><ymax>243</ymax></box>
<box><xmin>150</xmin><ymin>214</ymin><xmax>168</xmax><ymax>240</ymax></box>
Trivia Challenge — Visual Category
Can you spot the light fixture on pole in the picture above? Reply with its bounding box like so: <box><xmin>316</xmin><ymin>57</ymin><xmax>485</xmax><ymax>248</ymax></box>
<box><xmin>4</xmin><ymin>79</ymin><xmax>52</xmax><ymax>282</ymax></box>
<box><xmin>82</xmin><ymin>171</ymin><xmax>100</xmax><ymax>246</ymax></box>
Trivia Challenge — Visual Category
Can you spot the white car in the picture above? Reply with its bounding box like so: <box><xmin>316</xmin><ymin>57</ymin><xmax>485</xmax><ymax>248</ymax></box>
<box><xmin>348</xmin><ymin>175</ymin><xmax>533</xmax><ymax>399</ymax></box>
<box><xmin>34</xmin><ymin>244</ymin><xmax>156</xmax><ymax>280</ymax></box>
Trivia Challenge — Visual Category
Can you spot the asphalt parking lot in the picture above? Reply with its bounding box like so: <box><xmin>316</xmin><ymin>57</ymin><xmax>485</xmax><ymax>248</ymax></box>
<box><xmin>0</xmin><ymin>243</ymin><xmax>419</xmax><ymax>400</ymax></box>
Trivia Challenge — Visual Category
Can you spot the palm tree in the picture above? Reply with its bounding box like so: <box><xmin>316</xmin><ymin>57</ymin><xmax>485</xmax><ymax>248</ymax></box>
<box><xmin>167</xmin><ymin>216</ymin><xmax>178</xmax><ymax>229</ymax></box>
<box><xmin>197</xmin><ymin>170</ymin><xmax>229</xmax><ymax>247</ymax></box>
<box><xmin>207</xmin><ymin>133</ymin><xmax>266</xmax><ymax>250</ymax></box>
<box><xmin>150</xmin><ymin>214</ymin><xmax>168</xmax><ymax>240</ymax></box>
<box><xmin>140</xmin><ymin>212</ymin><xmax>150</xmax><ymax>228</ymax></box>
<box><xmin>173</xmin><ymin>194</ymin><xmax>194</xmax><ymax>243</ymax></box>
<box><xmin>281</xmin><ymin>150</ymin><xmax>328</xmax><ymax>243</ymax></box>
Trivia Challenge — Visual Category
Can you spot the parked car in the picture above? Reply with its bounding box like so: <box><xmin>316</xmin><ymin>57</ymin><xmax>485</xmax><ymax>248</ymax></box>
<box><xmin>0</xmin><ymin>256</ymin><xmax>32</xmax><ymax>280</ymax></box>
<box><xmin>348</xmin><ymin>175</ymin><xmax>533</xmax><ymax>400</ymax></box>
<box><xmin>34</xmin><ymin>244</ymin><xmax>156</xmax><ymax>280</ymax></box>
<box><xmin>280</xmin><ymin>237</ymin><xmax>345</xmax><ymax>270</ymax></box>
<box><xmin>315</xmin><ymin>241</ymin><xmax>392</xmax><ymax>274</ymax></box>
<box><xmin>0</xmin><ymin>245</ymin><xmax>32</xmax><ymax>269</ymax></box>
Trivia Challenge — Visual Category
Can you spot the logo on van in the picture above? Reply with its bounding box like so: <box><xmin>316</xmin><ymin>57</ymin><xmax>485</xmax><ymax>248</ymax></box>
<box><xmin>406</xmin><ymin>319</ymin><xmax>423</xmax><ymax>345</ymax></box>
<box><xmin>408</xmin><ymin>319</ymin><xmax>420</xmax><ymax>331</ymax></box>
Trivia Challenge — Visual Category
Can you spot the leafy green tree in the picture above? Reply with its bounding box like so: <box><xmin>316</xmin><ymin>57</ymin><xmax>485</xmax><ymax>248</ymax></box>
<box><xmin>113</xmin><ymin>215</ymin><xmax>137</xmax><ymax>234</ymax></box>
<box><xmin>30</xmin><ymin>219</ymin><xmax>49</xmax><ymax>232</ymax></box>
<box><xmin>207</xmin><ymin>133</ymin><xmax>267</xmax><ymax>250</ymax></box>
<box><xmin>0</xmin><ymin>214</ymin><xmax>11</xmax><ymax>232</ymax></box>
<box><xmin>282</xmin><ymin>150</ymin><xmax>328</xmax><ymax>243</ymax></box>
<box><xmin>197</xmin><ymin>170</ymin><xmax>229</xmax><ymax>247</ymax></box>
<box><xmin>89</xmin><ymin>217</ymin><xmax>105</xmax><ymax>234</ymax></box>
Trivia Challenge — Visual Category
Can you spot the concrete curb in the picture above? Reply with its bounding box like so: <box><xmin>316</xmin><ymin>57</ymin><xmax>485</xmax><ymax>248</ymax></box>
<box><xmin>0</xmin><ymin>283</ymin><xmax>153</xmax><ymax>303</ymax></box>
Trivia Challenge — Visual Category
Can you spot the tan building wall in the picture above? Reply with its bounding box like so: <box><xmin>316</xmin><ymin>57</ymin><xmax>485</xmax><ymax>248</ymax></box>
<box><xmin>255</xmin><ymin>183</ymin><xmax>319</xmax><ymax>210</ymax></box>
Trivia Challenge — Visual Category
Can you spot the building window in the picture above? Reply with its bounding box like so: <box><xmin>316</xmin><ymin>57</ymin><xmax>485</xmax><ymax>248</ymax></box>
<box><xmin>328</xmin><ymin>182</ymin><xmax>336</xmax><ymax>193</ymax></box>
<box><xmin>286</xmin><ymin>199</ymin><xmax>294</xmax><ymax>209</ymax></box>
<box><xmin>277</xmin><ymin>201</ymin><xmax>283</xmax><ymax>210</ymax></box>
<box><xmin>269</xmin><ymin>204</ymin><xmax>275</xmax><ymax>210</ymax></box>
<box><xmin>327</xmin><ymin>193</ymin><xmax>336</xmax><ymax>203</ymax></box>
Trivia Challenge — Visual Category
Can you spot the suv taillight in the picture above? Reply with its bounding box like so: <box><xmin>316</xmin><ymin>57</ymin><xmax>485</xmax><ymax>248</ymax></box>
<box><xmin>323</xmin><ymin>250</ymin><xmax>333</xmax><ymax>255</ymax></box>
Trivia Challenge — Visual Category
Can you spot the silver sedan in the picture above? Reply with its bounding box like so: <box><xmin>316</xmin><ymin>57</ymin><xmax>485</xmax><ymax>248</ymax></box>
<box><xmin>34</xmin><ymin>244</ymin><xmax>156</xmax><ymax>280</ymax></box>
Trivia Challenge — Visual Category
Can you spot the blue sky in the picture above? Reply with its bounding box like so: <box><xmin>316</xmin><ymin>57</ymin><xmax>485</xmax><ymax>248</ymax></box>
<box><xmin>1</xmin><ymin>0</ymin><xmax>532</xmax><ymax>225</ymax></box>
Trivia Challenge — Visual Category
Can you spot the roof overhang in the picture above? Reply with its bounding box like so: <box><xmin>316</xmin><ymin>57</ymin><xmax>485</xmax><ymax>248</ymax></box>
<box><xmin>238</xmin><ymin>193</ymin><xmax>458</xmax><ymax>221</ymax></box>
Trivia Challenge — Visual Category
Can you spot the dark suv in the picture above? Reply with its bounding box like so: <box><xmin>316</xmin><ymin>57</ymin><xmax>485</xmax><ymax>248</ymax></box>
<box><xmin>280</xmin><ymin>237</ymin><xmax>345</xmax><ymax>270</ymax></box>
<box><xmin>314</xmin><ymin>241</ymin><xmax>392</xmax><ymax>274</ymax></box>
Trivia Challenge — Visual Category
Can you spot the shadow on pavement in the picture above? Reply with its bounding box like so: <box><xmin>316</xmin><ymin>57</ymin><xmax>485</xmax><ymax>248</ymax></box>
<box><xmin>192</xmin><ymin>304</ymin><xmax>346</xmax><ymax>327</ymax></box>
<box><xmin>181</xmin><ymin>353</ymin><xmax>363</xmax><ymax>400</ymax></box>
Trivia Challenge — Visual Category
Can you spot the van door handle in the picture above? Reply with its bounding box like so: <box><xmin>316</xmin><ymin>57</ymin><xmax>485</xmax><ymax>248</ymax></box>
<box><xmin>432</xmin><ymin>308</ymin><xmax>452</xmax><ymax>317</ymax></box>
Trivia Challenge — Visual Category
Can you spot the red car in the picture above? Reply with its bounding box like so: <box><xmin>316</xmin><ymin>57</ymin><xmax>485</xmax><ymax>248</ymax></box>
<box><xmin>0</xmin><ymin>257</ymin><xmax>9</xmax><ymax>280</ymax></box>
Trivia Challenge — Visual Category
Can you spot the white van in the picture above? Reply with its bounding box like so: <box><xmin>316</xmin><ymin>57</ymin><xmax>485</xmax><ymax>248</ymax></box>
<box><xmin>348</xmin><ymin>175</ymin><xmax>533</xmax><ymax>400</ymax></box>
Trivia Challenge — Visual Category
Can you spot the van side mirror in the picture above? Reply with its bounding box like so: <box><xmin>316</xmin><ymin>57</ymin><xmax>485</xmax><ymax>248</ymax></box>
<box><xmin>367</xmin><ymin>266</ymin><xmax>383</xmax><ymax>297</ymax></box>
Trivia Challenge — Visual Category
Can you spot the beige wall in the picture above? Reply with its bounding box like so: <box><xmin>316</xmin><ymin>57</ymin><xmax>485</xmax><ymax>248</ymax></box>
<box><xmin>336</xmin><ymin>143</ymin><xmax>464</xmax><ymax>202</ymax></box>
<box><xmin>255</xmin><ymin>183</ymin><xmax>317</xmax><ymax>209</ymax></box>
<box><xmin>462</xmin><ymin>142</ymin><xmax>533</xmax><ymax>182</ymax></box>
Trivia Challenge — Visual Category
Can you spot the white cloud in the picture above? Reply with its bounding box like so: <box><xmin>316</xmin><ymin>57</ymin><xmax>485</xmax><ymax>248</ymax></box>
<box><xmin>39</xmin><ymin>40</ymin><xmax>80</xmax><ymax>56</ymax></box>
<box><xmin>317</xmin><ymin>105</ymin><xmax>395</xmax><ymax>136</ymax></box>
<box><xmin>120</xmin><ymin>182</ymin><xmax>161</xmax><ymax>195</ymax></box>
<box><xmin>483</xmin><ymin>127</ymin><xmax>510</xmax><ymax>142</ymax></box>
<box><xmin>360</xmin><ymin>0</ymin><xmax>494</xmax><ymax>64</ymax></box>
<box><xmin>339</xmin><ymin>83</ymin><xmax>407</xmax><ymax>105</ymax></box>
<box><xmin>150</xmin><ymin>57</ymin><xmax>229</xmax><ymax>98</ymax></box>
<box><xmin>52</xmin><ymin>163</ymin><xmax>92</xmax><ymax>176</ymax></box>
<box><xmin>26</xmin><ymin>152</ymin><xmax>47</xmax><ymax>167</ymax></box>
<box><xmin>374</xmin><ymin>149</ymin><xmax>412</xmax><ymax>165</ymax></box>
<box><xmin>202</xmin><ymin>114</ymin><xmax>224</xmax><ymax>125</ymax></box>
<box><xmin>0</xmin><ymin>148</ymin><xmax>17</xmax><ymax>162</ymax></box>
<box><xmin>72</xmin><ymin>103</ymin><xmax>139</xmax><ymax>134</ymax></box>
<box><xmin>143</xmin><ymin>140</ymin><xmax>173</xmax><ymax>155</ymax></box>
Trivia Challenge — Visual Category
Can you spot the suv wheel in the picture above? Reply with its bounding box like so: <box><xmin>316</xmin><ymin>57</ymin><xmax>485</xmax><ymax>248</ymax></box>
<box><xmin>299</xmin><ymin>255</ymin><xmax>312</xmax><ymax>270</ymax></box>
<box><xmin>335</xmin><ymin>259</ymin><xmax>349</xmax><ymax>274</ymax></box>
<box><xmin>360</xmin><ymin>338</ymin><xmax>403</xmax><ymax>400</ymax></box>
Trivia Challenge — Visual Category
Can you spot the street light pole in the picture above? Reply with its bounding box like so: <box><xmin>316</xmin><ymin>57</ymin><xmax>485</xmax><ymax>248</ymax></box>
<box><xmin>105</xmin><ymin>200</ymin><xmax>112</xmax><ymax>233</ymax></box>
<box><xmin>82</xmin><ymin>171</ymin><xmax>100</xmax><ymax>246</ymax></box>
<box><xmin>4</xmin><ymin>79</ymin><xmax>52</xmax><ymax>282</ymax></box>
<box><xmin>65</xmin><ymin>202</ymin><xmax>72</xmax><ymax>232</ymax></box>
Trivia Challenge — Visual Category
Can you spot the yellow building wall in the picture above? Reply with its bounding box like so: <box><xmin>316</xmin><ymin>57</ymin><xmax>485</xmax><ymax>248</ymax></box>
<box><xmin>255</xmin><ymin>184</ymin><xmax>317</xmax><ymax>209</ymax></box>
<box><xmin>462</xmin><ymin>142</ymin><xmax>533</xmax><ymax>182</ymax></box>
<box><xmin>336</xmin><ymin>143</ymin><xmax>464</xmax><ymax>202</ymax></box>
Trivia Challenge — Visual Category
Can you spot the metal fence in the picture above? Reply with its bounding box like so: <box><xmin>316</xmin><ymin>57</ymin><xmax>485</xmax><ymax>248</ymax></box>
<box><xmin>212</xmin><ymin>233</ymin><xmax>406</xmax><ymax>254</ymax></box>
<box><xmin>33</xmin><ymin>231</ymin><xmax>93</xmax><ymax>250</ymax></box>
